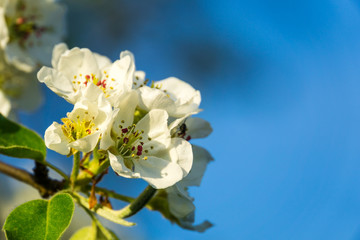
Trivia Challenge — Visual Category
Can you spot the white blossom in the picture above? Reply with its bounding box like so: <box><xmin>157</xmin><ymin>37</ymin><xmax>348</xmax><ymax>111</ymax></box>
<box><xmin>38</xmin><ymin>43</ymin><xmax>136</xmax><ymax>106</ymax></box>
<box><xmin>104</xmin><ymin>92</ymin><xmax>193</xmax><ymax>189</ymax></box>
<box><xmin>0</xmin><ymin>0</ymin><xmax>66</xmax><ymax>72</ymax></box>
<box><xmin>44</xmin><ymin>87</ymin><xmax>114</xmax><ymax>155</ymax></box>
<box><xmin>0</xmin><ymin>51</ymin><xmax>42</xmax><ymax>116</ymax></box>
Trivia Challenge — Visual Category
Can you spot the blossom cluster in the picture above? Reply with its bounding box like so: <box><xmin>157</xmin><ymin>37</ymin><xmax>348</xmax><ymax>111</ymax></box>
<box><xmin>0</xmin><ymin>0</ymin><xmax>65</xmax><ymax>116</ymax></box>
<box><xmin>38</xmin><ymin>43</ymin><xmax>213</xmax><ymax>231</ymax></box>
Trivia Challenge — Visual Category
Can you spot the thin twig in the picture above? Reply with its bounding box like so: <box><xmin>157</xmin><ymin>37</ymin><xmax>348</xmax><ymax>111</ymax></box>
<box><xmin>0</xmin><ymin>160</ymin><xmax>62</xmax><ymax>198</ymax></box>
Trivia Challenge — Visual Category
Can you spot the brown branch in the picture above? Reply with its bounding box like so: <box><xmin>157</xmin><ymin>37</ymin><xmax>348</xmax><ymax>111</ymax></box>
<box><xmin>0</xmin><ymin>160</ymin><xmax>62</xmax><ymax>198</ymax></box>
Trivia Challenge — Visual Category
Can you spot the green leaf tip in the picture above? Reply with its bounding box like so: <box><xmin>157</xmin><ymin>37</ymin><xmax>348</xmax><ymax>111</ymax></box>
<box><xmin>0</xmin><ymin>114</ymin><xmax>46</xmax><ymax>162</ymax></box>
<box><xmin>3</xmin><ymin>193</ymin><xmax>75</xmax><ymax>240</ymax></box>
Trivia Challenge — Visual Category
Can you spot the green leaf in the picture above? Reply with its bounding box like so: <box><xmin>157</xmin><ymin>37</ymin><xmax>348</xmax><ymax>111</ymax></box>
<box><xmin>70</xmin><ymin>226</ymin><xmax>119</xmax><ymax>240</ymax></box>
<box><xmin>3</xmin><ymin>193</ymin><xmax>75</xmax><ymax>240</ymax></box>
<box><xmin>0</xmin><ymin>114</ymin><xmax>46</xmax><ymax>161</ymax></box>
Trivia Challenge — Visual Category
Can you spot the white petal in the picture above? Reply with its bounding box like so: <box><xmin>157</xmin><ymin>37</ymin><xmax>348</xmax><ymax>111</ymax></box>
<box><xmin>109</xmin><ymin>152</ymin><xmax>138</xmax><ymax>178</ymax></box>
<box><xmin>178</xmin><ymin>214</ymin><xmax>213</xmax><ymax>233</ymax></box>
<box><xmin>69</xmin><ymin>100</ymin><xmax>99</xmax><ymax>121</ymax></box>
<box><xmin>133</xmin><ymin>156</ymin><xmax>184</xmax><ymax>189</ymax></box>
<box><xmin>167</xmin><ymin>186</ymin><xmax>195</xmax><ymax>218</ymax></box>
<box><xmin>51</xmin><ymin>43</ymin><xmax>68</xmax><ymax>68</ymax></box>
<box><xmin>0</xmin><ymin>8</ymin><xmax>9</xmax><ymax>49</ymax></box>
<box><xmin>135</xmin><ymin>109</ymin><xmax>171</xmax><ymax>143</ymax></box>
<box><xmin>81</xmin><ymin>83</ymin><xmax>103</xmax><ymax>103</ymax></box>
<box><xmin>134</xmin><ymin>70</ymin><xmax>146</xmax><ymax>86</ymax></box>
<box><xmin>109</xmin><ymin>54</ymin><xmax>134</xmax><ymax>86</ymax></box>
<box><xmin>186</xmin><ymin>118</ymin><xmax>213</xmax><ymax>139</ymax></box>
<box><xmin>155</xmin><ymin>77</ymin><xmax>201</xmax><ymax>116</ymax></box>
<box><xmin>156</xmin><ymin>77</ymin><xmax>200</xmax><ymax>105</ymax></box>
<box><xmin>170</xmin><ymin>138</ymin><xmax>193</xmax><ymax>176</ymax></box>
<box><xmin>4</xmin><ymin>44</ymin><xmax>35</xmax><ymax>72</ymax></box>
<box><xmin>57</xmin><ymin>47</ymin><xmax>101</xmax><ymax>81</ymax></box>
<box><xmin>182</xmin><ymin>145</ymin><xmax>213</xmax><ymax>187</ymax></box>
<box><xmin>112</xmin><ymin>90</ymin><xmax>138</xmax><ymax>135</ymax></box>
<box><xmin>68</xmin><ymin>132</ymin><xmax>101</xmax><ymax>153</ymax></box>
<box><xmin>0</xmin><ymin>90</ymin><xmax>11</xmax><ymax>117</ymax></box>
<box><xmin>99</xmin><ymin>108</ymin><xmax>119</xmax><ymax>151</ymax></box>
<box><xmin>94</xmin><ymin>53</ymin><xmax>111</xmax><ymax>69</ymax></box>
<box><xmin>44</xmin><ymin>122</ymin><xmax>70</xmax><ymax>155</ymax></box>
<box><xmin>37</xmin><ymin>66</ymin><xmax>78</xmax><ymax>103</ymax></box>
<box><xmin>138</xmin><ymin>86</ymin><xmax>176</xmax><ymax>115</ymax></box>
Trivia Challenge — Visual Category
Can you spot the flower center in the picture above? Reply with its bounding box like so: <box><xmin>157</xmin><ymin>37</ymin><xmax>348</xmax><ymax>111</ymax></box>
<box><xmin>5</xmin><ymin>1</ymin><xmax>50</xmax><ymax>48</ymax></box>
<box><xmin>61</xmin><ymin>114</ymin><xmax>96</xmax><ymax>142</ymax></box>
<box><xmin>72</xmin><ymin>71</ymin><xmax>120</xmax><ymax>98</ymax></box>
<box><xmin>114</xmin><ymin>122</ymin><xmax>154</xmax><ymax>171</ymax></box>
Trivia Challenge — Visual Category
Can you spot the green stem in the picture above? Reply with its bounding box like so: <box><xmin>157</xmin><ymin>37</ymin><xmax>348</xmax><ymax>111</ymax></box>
<box><xmin>70</xmin><ymin>151</ymin><xmax>81</xmax><ymax>188</ymax></box>
<box><xmin>117</xmin><ymin>185</ymin><xmax>156</xmax><ymax>219</ymax></box>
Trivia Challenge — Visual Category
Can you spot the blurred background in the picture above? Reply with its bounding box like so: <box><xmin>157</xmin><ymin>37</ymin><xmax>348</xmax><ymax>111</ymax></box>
<box><xmin>2</xmin><ymin>0</ymin><xmax>360</xmax><ymax>239</ymax></box>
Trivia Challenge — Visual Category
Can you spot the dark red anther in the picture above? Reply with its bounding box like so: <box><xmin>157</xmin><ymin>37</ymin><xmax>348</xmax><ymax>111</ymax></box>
<box><xmin>96</xmin><ymin>80</ymin><xmax>102</xmax><ymax>86</ymax></box>
<box><xmin>85</xmin><ymin>75</ymin><xmax>90</xmax><ymax>80</ymax></box>
<box><xmin>101</xmin><ymin>80</ymin><xmax>106</xmax><ymax>88</ymax></box>
<box><xmin>131</xmin><ymin>146</ymin><xmax>135</xmax><ymax>151</ymax></box>
<box><xmin>123</xmin><ymin>137</ymin><xmax>129</xmax><ymax>144</ymax></box>
<box><xmin>136</xmin><ymin>150</ymin><xmax>142</xmax><ymax>156</ymax></box>
<box><xmin>83</xmin><ymin>81</ymin><xmax>88</xmax><ymax>86</ymax></box>
<box><xmin>122</xmin><ymin>128</ymin><xmax>128</xmax><ymax>133</ymax></box>
<box><xmin>137</xmin><ymin>145</ymin><xmax>143</xmax><ymax>151</ymax></box>
<box><xmin>186</xmin><ymin>136</ymin><xmax>192</xmax><ymax>141</ymax></box>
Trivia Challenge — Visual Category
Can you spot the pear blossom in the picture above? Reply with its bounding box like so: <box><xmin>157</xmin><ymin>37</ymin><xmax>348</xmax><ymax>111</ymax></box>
<box><xmin>137</xmin><ymin>77</ymin><xmax>201</xmax><ymax>118</ymax></box>
<box><xmin>0</xmin><ymin>51</ymin><xmax>42</xmax><ymax>116</ymax></box>
<box><xmin>149</xmin><ymin>145</ymin><xmax>213</xmax><ymax>232</ymax></box>
<box><xmin>0</xmin><ymin>0</ymin><xmax>66</xmax><ymax>72</ymax></box>
<box><xmin>44</xmin><ymin>87</ymin><xmax>114</xmax><ymax>155</ymax></box>
<box><xmin>38</xmin><ymin>43</ymin><xmax>141</xmax><ymax>106</ymax></box>
<box><xmin>103</xmin><ymin>91</ymin><xmax>193</xmax><ymax>189</ymax></box>
<box><xmin>148</xmin><ymin>116</ymin><xmax>213</xmax><ymax>231</ymax></box>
